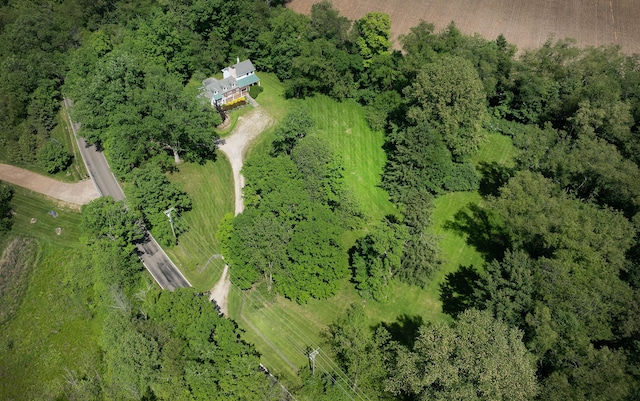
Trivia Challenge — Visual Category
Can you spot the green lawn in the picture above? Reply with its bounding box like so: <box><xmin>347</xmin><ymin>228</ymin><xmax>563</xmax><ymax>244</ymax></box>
<box><xmin>5</xmin><ymin>185</ymin><xmax>83</xmax><ymax>248</ymax></box>
<box><xmin>472</xmin><ymin>131</ymin><xmax>518</xmax><ymax>168</ymax></box>
<box><xmin>0</xmin><ymin>190</ymin><xmax>101</xmax><ymax>400</ymax></box>
<box><xmin>164</xmin><ymin>155</ymin><xmax>235</xmax><ymax>291</ymax></box>
<box><xmin>253</xmin><ymin>72</ymin><xmax>289</xmax><ymax>122</ymax></box>
<box><xmin>304</xmin><ymin>95</ymin><xmax>397</xmax><ymax>226</ymax></box>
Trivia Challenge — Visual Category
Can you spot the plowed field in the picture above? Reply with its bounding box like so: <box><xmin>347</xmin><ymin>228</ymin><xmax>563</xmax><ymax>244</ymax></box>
<box><xmin>288</xmin><ymin>0</ymin><xmax>640</xmax><ymax>54</ymax></box>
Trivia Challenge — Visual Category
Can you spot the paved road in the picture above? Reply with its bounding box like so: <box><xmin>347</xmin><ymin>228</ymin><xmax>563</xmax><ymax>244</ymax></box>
<box><xmin>64</xmin><ymin>99</ymin><xmax>191</xmax><ymax>290</ymax></box>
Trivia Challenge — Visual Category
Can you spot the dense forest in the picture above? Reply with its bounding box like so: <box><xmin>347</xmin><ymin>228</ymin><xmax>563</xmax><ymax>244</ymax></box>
<box><xmin>1</xmin><ymin>0</ymin><xmax>640</xmax><ymax>399</ymax></box>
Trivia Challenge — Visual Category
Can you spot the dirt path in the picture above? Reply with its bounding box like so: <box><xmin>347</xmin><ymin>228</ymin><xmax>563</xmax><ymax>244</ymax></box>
<box><xmin>218</xmin><ymin>106</ymin><xmax>274</xmax><ymax>216</ymax></box>
<box><xmin>209</xmin><ymin>264</ymin><xmax>231</xmax><ymax>315</ymax></box>
<box><xmin>212</xmin><ymin>104</ymin><xmax>274</xmax><ymax>314</ymax></box>
<box><xmin>0</xmin><ymin>164</ymin><xmax>100</xmax><ymax>207</ymax></box>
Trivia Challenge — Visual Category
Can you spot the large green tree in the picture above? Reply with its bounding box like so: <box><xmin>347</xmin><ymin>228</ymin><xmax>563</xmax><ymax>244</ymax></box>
<box><xmin>386</xmin><ymin>309</ymin><xmax>538</xmax><ymax>400</ymax></box>
<box><xmin>351</xmin><ymin>218</ymin><xmax>408</xmax><ymax>302</ymax></box>
<box><xmin>355</xmin><ymin>12</ymin><xmax>391</xmax><ymax>67</ymax></box>
<box><xmin>0</xmin><ymin>183</ymin><xmax>13</xmax><ymax>233</ymax></box>
<box><xmin>405</xmin><ymin>55</ymin><xmax>487</xmax><ymax>160</ymax></box>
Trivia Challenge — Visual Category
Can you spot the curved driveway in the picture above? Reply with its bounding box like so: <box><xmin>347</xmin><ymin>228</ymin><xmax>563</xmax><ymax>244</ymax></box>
<box><xmin>217</xmin><ymin>106</ymin><xmax>274</xmax><ymax>216</ymax></box>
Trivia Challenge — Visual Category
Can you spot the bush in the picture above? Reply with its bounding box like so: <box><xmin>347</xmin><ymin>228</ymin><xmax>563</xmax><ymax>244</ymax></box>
<box><xmin>221</xmin><ymin>97</ymin><xmax>246</xmax><ymax>111</ymax></box>
<box><xmin>444</xmin><ymin>162</ymin><xmax>480</xmax><ymax>192</ymax></box>
<box><xmin>249</xmin><ymin>85</ymin><xmax>263</xmax><ymax>99</ymax></box>
<box><xmin>38</xmin><ymin>140</ymin><xmax>72</xmax><ymax>174</ymax></box>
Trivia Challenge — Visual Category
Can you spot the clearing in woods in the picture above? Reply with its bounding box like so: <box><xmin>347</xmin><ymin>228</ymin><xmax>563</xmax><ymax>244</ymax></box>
<box><xmin>288</xmin><ymin>0</ymin><xmax>640</xmax><ymax>54</ymax></box>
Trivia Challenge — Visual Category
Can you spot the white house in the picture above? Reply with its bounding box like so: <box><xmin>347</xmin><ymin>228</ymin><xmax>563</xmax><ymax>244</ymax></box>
<box><xmin>201</xmin><ymin>59</ymin><xmax>260</xmax><ymax>106</ymax></box>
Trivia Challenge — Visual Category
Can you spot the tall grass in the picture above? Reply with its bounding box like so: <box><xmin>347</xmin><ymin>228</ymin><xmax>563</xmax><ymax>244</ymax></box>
<box><xmin>0</xmin><ymin>243</ymin><xmax>102</xmax><ymax>401</ymax></box>
<box><xmin>0</xmin><ymin>189</ymin><xmax>101</xmax><ymax>400</ymax></box>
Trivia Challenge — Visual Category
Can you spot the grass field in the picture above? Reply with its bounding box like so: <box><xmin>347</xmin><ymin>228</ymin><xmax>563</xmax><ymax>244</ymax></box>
<box><xmin>172</xmin><ymin>70</ymin><xmax>518</xmax><ymax>386</ymax></box>
<box><xmin>229</xmin><ymin>127</ymin><xmax>517</xmax><ymax>384</ymax></box>
<box><xmin>304</xmin><ymin>95</ymin><xmax>397</xmax><ymax>226</ymax></box>
<box><xmin>0</xmin><ymin>243</ymin><xmax>102</xmax><ymax>400</ymax></box>
<box><xmin>164</xmin><ymin>156</ymin><xmax>235</xmax><ymax>291</ymax></box>
<box><xmin>0</xmin><ymin>190</ymin><xmax>101</xmax><ymax>400</ymax></box>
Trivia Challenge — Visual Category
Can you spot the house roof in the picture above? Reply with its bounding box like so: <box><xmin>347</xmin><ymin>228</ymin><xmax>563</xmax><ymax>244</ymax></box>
<box><xmin>233</xmin><ymin>59</ymin><xmax>255</xmax><ymax>76</ymax></box>
<box><xmin>201</xmin><ymin>77</ymin><xmax>238</xmax><ymax>100</ymax></box>
<box><xmin>236</xmin><ymin>73</ymin><xmax>260</xmax><ymax>87</ymax></box>
<box><xmin>201</xmin><ymin>59</ymin><xmax>259</xmax><ymax>102</ymax></box>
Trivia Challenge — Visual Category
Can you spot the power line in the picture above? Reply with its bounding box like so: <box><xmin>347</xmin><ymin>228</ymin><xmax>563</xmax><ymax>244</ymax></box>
<box><xmin>172</xmin><ymin>210</ymin><xmax>373</xmax><ymax>401</ymax></box>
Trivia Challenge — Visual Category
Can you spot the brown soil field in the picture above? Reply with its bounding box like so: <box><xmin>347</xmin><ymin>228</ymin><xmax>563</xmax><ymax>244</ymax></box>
<box><xmin>288</xmin><ymin>0</ymin><xmax>640</xmax><ymax>55</ymax></box>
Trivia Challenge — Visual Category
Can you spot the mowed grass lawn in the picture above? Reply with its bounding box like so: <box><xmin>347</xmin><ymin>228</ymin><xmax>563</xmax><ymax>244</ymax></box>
<box><xmin>303</xmin><ymin>95</ymin><xmax>397</xmax><ymax>225</ymax></box>
<box><xmin>0</xmin><ymin>190</ymin><xmax>102</xmax><ymax>400</ymax></box>
<box><xmin>165</xmin><ymin>155</ymin><xmax>235</xmax><ymax>291</ymax></box>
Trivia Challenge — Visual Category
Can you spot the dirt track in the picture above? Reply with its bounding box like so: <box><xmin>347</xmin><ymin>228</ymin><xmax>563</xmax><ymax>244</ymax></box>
<box><xmin>288</xmin><ymin>0</ymin><xmax>640</xmax><ymax>54</ymax></box>
<box><xmin>217</xmin><ymin>107</ymin><xmax>274</xmax><ymax>216</ymax></box>
<box><xmin>0</xmin><ymin>164</ymin><xmax>99</xmax><ymax>207</ymax></box>
<box><xmin>209</xmin><ymin>264</ymin><xmax>231</xmax><ymax>315</ymax></box>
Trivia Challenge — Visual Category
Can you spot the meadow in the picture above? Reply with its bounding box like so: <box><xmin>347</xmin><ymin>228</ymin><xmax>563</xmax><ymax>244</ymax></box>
<box><xmin>164</xmin><ymin>157</ymin><xmax>235</xmax><ymax>291</ymax></box>
<box><xmin>0</xmin><ymin>187</ymin><xmax>102</xmax><ymax>401</ymax></box>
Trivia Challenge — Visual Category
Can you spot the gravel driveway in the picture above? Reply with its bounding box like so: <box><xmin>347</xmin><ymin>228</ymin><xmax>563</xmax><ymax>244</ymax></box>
<box><xmin>218</xmin><ymin>106</ymin><xmax>274</xmax><ymax>216</ymax></box>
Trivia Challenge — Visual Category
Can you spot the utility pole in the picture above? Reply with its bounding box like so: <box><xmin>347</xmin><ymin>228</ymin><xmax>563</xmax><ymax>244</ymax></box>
<box><xmin>164</xmin><ymin>207</ymin><xmax>176</xmax><ymax>242</ymax></box>
<box><xmin>308</xmin><ymin>348</ymin><xmax>319</xmax><ymax>375</ymax></box>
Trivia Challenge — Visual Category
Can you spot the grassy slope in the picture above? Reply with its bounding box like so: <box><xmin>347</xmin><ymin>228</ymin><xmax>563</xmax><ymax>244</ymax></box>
<box><xmin>303</xmin><ymin>95</ymin><xmax>397</xmax><ymax>224</ymax></box>
<box><xmin>164</xmin><ymin>156</ymin><xmax>235</xmax><ymax>291</ymax></box>
<box><xmin>0</xmin><ymin>187</ymin><xmax>102</xmax><ymax>400</ymax></box>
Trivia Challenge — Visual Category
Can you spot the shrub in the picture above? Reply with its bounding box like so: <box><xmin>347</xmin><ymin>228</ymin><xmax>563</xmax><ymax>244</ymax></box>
<box><xmin>249</xmin><ymin>85</ymin><xmax>263</xmax><ymax>99</ymax></box>
<box><xmin>38</xmin><ymin>140</ymin><xmax>72</xmax><ymax>174</ymax></box>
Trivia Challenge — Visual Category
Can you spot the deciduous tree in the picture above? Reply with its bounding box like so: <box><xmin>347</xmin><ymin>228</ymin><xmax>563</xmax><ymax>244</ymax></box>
<box><xmin>405</xmin><ymin>55</ymin><xmax>487</xmax><ymax>160</ymax></box>
<box><xmin>386</xmin><ymin>309</ymin><xmax>538</xmax><ymax>400</ymax></box>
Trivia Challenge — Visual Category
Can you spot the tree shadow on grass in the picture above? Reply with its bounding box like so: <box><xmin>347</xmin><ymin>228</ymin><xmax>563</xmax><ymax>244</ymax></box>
<box><xmin>439</xmin><ymin>265</ymin><xmax>481</xmax><ymax>318</ymax></box>
<box><xmin>477</xmin><ymin>161</ymin><xmax>514</xmax><ymax>197</ymax></box>
<box><xmin>443</xmin><ymin>203</ymin><xmax>508</xmax><ymax>263</ymax></box>
<box><xmin>381</xmin><ymin>314</ymin><xmax>424</xmax><ymax>348</ymax></box>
